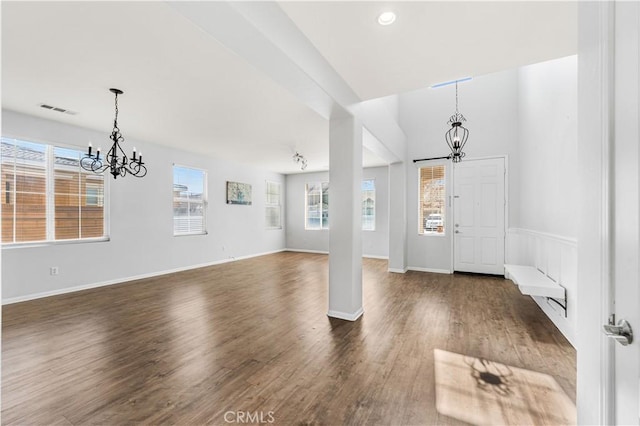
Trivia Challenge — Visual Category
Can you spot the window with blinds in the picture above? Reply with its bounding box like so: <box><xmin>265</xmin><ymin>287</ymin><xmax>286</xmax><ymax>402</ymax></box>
<box><xmin>305</xmin><ymin>182</ymin><xmax>329</xmax><ymax>230</ymax></box>
<box><xmin>173</xmin><ymin>165</ymin><xmax>207</xmax><ymax>236</ymax></box>
<box><xmin>1</xmin><ymin>137</ymin><xmax>106</xmax><ymax>244</ymax></box>
<box><xmin>362</xmin><ymin>179</ymin><xmax>375</xmax><ymax>231</ymax></box>
<box><xmin>265</xmin><ymin>181</ymin><xmax>281</xmax><ymax>229</ymax></box>
<box><xmin>419</xmin><ymin>165</ymin><xmax>446</xmax><ymax>235</ymax></box>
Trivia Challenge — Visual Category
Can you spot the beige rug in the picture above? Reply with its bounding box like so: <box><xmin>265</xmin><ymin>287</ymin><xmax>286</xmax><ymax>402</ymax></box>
<box><xmin>434</xmin><ymin>349</ymin><xmax>576</xmax><ymax>425</ymax></box>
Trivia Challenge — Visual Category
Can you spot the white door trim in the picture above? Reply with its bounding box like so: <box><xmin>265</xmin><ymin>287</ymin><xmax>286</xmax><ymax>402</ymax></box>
<box><xmin>577</xmin><ymin>1</ymin><xmax>615</xmax><ymax>424</ymax></box>
<box><xmin>597</xmin><ymin>2</ymin><xmax>615</xmax><ymax>424</ymax></box>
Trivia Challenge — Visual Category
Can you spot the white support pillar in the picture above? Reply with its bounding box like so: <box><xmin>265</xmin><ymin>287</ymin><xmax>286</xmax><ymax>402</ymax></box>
<box><xmin>328</xmin><ymin>114</ymin><xmax>363</xmax><ymax>321</ymax></box>
<box><xmin>388</xmin><ymin>162</ymin><xmax>407</xmax><ymax>273</ymax></box>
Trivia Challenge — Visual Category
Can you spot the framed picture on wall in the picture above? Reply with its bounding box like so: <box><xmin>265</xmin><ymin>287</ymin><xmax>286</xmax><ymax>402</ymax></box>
<box><xmin>226</xmin><ymin>181</ymin><xmax>252</xmax><ymax>205</ymax></box>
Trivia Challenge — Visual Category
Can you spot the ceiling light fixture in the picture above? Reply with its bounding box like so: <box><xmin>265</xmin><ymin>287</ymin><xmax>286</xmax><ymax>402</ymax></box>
<box><xmin>445</xmin><ymin>80</ymin><xmax>469</xmax><ymax>163</ymax></box>
<box><xmin>377</xmin><ymin>11</ymin><xmax>396</xmax><ymax>26</ymax></box>
<box><xmin>81</xmin><ymin>88</ymin><xmax>147</xmax><ymax>179</ymax></box>
<box><xmin>412</xmin><ymin>79</ymin><xmax>471</xmax><ymax>165</ymax></box>
<box><xmin>293</xmin><ymin>152</ymin><xmax>308</xmax><ymax>170</ymax></box>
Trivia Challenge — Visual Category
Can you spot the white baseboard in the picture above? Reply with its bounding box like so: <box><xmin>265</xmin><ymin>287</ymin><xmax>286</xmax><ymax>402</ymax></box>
<box><xmin>285</xmin><ymin>249</ymin><xmax>388</xmax><ymax>260</ymax></box>
<box><xmin>363</xmin><ymin>254</ymin><xmax>389</xmax><ymax>260</ymax></box>
<box><xmin>2</xmin><ymin>249</ymin><xmax>286</xmax><ymax>305</ymax></box>
<box><xmin>388</xmin><ymin>267</ymin><xmax>408</xmax><ymax>273</ymax></box>
<box><xmin>284</xmin><ymin>248</ymin><xmax>329</xmax><ymax>255</ymax></box>
<box><xmin>407</xmin><ymin>266</ymin><xmax>452</xmax><ymax>274</ymax></box>
<box><xmin>532</xmin><ymin>296</ymin><xmax>576</xmax><ymax>347</ymax></box>
<box><xmin>327</xmin><ymin>307</ymin><xmax>364</xmax><ymax>321</ymax></box>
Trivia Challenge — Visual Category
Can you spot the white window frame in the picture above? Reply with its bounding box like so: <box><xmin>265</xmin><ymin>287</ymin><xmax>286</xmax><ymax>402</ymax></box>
<box><xmin>304</xmin><ymin>181</ymin><xmax>329</xmax><ymax>230</ymax></box>
<box><xmin>418</xmin><ymin>162</ymin><xmax>448</xmax><ymax>237</ymax></box>
<box><xmin>265</xmin><ymin>180</ymin><xmax>282</xmax><ymax>230</ymax></box>
<box><xmin>303</xmin><ymin>180</ymin><xmax>376</xmax><ymax>232</ymax></box>
<box><xmin>362</xmin><ymin>179</ymin><xmax>376</xmax><ymax>231</ymax></box>
<box><xmin>1</xmin><ymin>136</ymin><xmax>110</xmax><ymax>247</ymax></box>
<box><xmin>173</xmin><ymin>164</ymin><xmax>208</xmax><ymax>236</ymax></box>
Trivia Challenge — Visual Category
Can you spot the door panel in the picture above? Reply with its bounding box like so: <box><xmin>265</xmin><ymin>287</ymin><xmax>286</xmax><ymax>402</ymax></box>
<box><xmin>458</xmin><ymin>184</ymin><xmax>474</xmax><ymax>226</ymax></box>
<box><xmin>453</xmin><ymin>158</ymin><xmax>505</xmax><ymax>275</ymax></box>
<box><xmin>480</xmin><ymin>164</ymin><xmax>498</xmax><ymax>177</ymax></box>
<box><xmin>459</xmin><ymin>237</ymin><xmax>475</xmax><ymax>264</ymax></box>
<box><xmin>481</xmin><ymin>238</ymin><xmax>497</xmax><ymax>265</ymax></box>
<box><xmin>481</xmin><ymin>183</ymin><xmax>497</xmax><ymax>227</ymax></box>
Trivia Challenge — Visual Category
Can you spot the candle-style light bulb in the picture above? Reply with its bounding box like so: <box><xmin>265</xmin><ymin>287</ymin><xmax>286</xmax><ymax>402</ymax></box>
<box><xmin>88</xmin><ymin>141</ymin><xmax>93</xmax><ymax>156</ymax></box>
<box><xmin>132</xmin><ymin>147</ymin><xmax>137</xmax><ymax>161</ymax></box>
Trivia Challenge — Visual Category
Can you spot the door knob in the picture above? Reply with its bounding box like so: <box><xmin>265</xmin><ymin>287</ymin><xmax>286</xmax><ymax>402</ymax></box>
<box><xmin>603</xmin><ymin>319</ymin><xmax>633</xmax><ymax>346</ymax></box>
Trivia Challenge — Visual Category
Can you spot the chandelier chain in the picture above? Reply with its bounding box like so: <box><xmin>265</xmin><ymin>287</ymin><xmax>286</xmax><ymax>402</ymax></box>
<box><xmin>114</xmin><ymin>91</ymin><xmax>119</xmax><ymax>128</ymax></box>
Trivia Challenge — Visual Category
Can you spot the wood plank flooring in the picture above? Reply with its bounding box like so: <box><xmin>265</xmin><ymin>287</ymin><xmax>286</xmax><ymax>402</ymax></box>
<box><xmin>2</xmin><ymin>252</ymin><xmax>576</xmax><ymax>425</ymax></box>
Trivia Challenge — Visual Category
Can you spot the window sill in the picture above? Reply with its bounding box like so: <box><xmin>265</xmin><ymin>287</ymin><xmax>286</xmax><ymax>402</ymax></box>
<box><xmin>174</xmin><ymin>232</ymin><xmax>208</xmax><ymax>237</ymax></box>
<box><xmin>419</xmin><ymin>232</ymin><xmax>447</xmax><ymax>238</ymax></box>
<box><xmin>2</xmin><ymin>236</ymin><xmax>110</xmax><ymax>249</ymax></box>
<box><xmin>304</xmin><ymin>229</ymin><xmax>377</xmax><ymax>232</ymax></box>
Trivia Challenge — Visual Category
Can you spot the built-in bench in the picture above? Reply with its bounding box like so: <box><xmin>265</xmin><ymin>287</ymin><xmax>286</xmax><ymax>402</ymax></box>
<box><xmin>504</xmin><ymin>264</ymin><xmax>567</xmax><ymax>316</ymax></box>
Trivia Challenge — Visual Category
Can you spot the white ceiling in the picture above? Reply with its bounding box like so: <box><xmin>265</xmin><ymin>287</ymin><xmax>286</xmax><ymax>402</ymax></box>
<box><xmin>279</xmin><ymin>1</ymin><xmax>577</xmax><ymax>101</ymax></box>
<box><xmin>1</xmin><ymin>1</ymin><xmax>332</xmax><ymax>174</ymax></box>
<box><xmin>1</xmin><ymin>1</ymin><xmax>577</xmax><ymax>174</ymax></box>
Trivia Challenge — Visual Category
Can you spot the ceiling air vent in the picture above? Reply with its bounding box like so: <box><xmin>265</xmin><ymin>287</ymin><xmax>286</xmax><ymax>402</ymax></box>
<box><xmin>39</xmin><ymin>103</ymin><xmax>77</xmax><ymax>115</ymax></box>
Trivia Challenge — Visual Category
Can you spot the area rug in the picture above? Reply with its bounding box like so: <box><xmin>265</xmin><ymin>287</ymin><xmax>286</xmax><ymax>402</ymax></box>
<box><xmin>434</xmin><ymin>349</ymin><xmax>576</xmax><ymax>425</ymax></box>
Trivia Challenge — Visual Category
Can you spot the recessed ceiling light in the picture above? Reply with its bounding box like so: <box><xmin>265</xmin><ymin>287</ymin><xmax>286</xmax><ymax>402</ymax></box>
<box><xmin>377</xmin><ymin>11</ymin><xmax>396</xmax><ymax>26</ymax></box>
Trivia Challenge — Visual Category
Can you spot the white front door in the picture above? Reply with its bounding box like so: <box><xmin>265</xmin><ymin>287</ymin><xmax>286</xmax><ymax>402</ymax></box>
<box><xmin>453</xmin><ymin>157</ymin><xmax>505</xmax><ymax>275</ymax></box>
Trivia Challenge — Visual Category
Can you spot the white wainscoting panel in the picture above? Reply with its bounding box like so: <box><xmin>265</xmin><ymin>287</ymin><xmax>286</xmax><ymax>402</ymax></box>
<box><xmin>506</xmin><ymin>228</ymin><xmax>577</xmax><ymax>347</ymax></box>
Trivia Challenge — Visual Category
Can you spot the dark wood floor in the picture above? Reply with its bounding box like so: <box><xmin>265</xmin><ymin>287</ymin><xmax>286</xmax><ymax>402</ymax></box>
<box><xmin>2</xmin><ymin>252</ymin><xmax>576</xmax><ymax>425</ymax></box>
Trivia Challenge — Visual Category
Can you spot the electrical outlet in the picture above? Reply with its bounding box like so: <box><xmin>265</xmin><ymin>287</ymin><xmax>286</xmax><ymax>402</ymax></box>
<box><xmin>50</xmin><ymin>267</ymin><xmax>59</xmax><ymax>276</ymax></box>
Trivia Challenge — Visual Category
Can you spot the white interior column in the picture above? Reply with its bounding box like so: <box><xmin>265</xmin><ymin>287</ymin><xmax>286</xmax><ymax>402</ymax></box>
<box><xmin>388</xmin><ymin>162</ymin><xmax>407</xmax><ymax>273</ymax></box>
<box><xmin>328</xmin><ymin>114</ymin><xmax>363</xmax><ymax>321</ymax></box>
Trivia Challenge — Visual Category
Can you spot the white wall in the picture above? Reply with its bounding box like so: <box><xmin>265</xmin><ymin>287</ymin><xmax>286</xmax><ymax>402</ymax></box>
<box><xmin>2</xmin><ymin>110</ymin><xmax>286</xmax><ymax>302</ymax></box>
<box><xmin>285</xmin><ymin>165</ymin><xmax>389</xmax><ymax>258</ymax></box>
<box><xmin>399</xmin><ymin>69</ymin><xmax>520</xmax><ymax>271</ymax></box>
<box><xmin>515</xmin><ymin>56</ymin><xmax>578</xmax><ymax>236</ymax></box>
<box><xmin>508</xmin><ymin>55</ymin><xmax>578</xmax><ymax>345</ymax></box>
